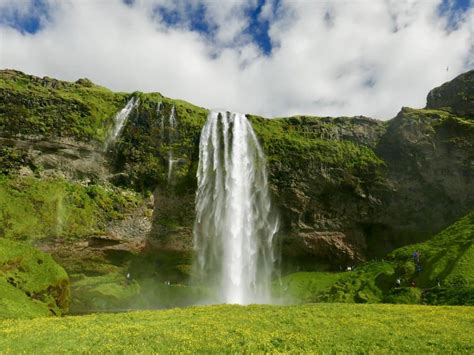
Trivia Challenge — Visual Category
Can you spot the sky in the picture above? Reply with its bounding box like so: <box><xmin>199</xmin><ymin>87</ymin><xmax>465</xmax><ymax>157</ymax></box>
<box><xmin>0</xmin><ymin>0</ymin><xmax>473</xmax><ymax>120</ymax></box>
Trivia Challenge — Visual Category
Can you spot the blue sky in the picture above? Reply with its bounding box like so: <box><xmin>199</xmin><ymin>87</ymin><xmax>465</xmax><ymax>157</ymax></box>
<box><xmin>0</xmin><ymin>0</ymin><xmax>473</xmax><ymax>119</ymax></box>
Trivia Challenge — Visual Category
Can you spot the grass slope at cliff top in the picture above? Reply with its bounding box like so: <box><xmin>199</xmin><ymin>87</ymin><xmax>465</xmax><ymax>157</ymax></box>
<box><xmin>0</xmin><ymin>304</ymin><xmax>473</xmax><ymax>353</ymax></box>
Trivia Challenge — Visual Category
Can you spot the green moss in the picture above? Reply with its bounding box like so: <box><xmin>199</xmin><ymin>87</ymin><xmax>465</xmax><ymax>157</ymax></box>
<box><xmin>248</xmin><ymin>115</ymin><xmax>386</xmax><ymax>194</ymax></box>
<box><xmin>0</xmin><ymin>70</ymin><xmax>128</xmax><ymax>142</ymax></box>
<box><xmin>0</xmin><ymin>279</ymin><xmax>51</xmax><ymax>319</ymax></box>
<box><xmin>251</xmin><ymin>115</ymin><xmax>384</xmax><ymax>168</ymax></box>
<box><xmin>0</xmin><ymin>176</ymin><xmax>142</xmax><ymax>241</ymax></box>
<box><xmin>397</xmin><ymin>107</ymin><xmax>474</xmax><ymax>138</ymax></box>
<box><xmin>0</xmin><ymin>146</ymin><xmax>30</xmax><ymax>175</ymax></box>
<box><xmin>113</xmin><ymin>93</ymin><xmax>206</xmax><ymax>192</ymax></box>
<box><xmin>1</xmin><ymin>70</ymin><xmax>386</xmax><ymax>196</ymax></box>
<box><xmin>0</xmin><ymin>239</ymin><xmax>69</xmax><ymax>318</ymax></box>
<box><xmin>326</xmin><ymin>261</ymin><xmax>396</xmax><ymax>303</ymax></box>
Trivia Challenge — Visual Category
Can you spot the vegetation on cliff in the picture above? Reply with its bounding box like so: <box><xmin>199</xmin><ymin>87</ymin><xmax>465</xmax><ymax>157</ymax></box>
<box><xmin>113</xmin><ymin>93</ymin><xmax>206</xmax><ymax>192</ymax></box>
<box><xmin>250</xmin><ymin>114</ymin><xmax>386</xmax><ymax>180</ymax></box>
<box><xmin>0</xmin><ymin>239</ymin><xmax>69</xmax><ymax>319</ymax></box>
<box><xmin>0</xmin><ymin>176</ymin><xmax>142</xmax><ymax>241</ymax></box>
<box><xmin>0</xmin><ymin>70</ymin><xmax>128</xmax><ymax>142</ymax></box>
<box><xmin>0</xmin><ymin>69</ymin><xmax>473</xmax><ymax>317</ymax></box>
<box><xmin>281</xmin><ymin>211</ymin><xmax>474</xmax><ymax>305</ymax></box>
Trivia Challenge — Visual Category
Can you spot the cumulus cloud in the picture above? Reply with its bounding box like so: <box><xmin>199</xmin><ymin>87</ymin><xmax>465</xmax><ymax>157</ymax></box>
<box><xmin>0</xmin><ymin>0</ymin><xmax>473</xmax><ymax>119</ymax></box>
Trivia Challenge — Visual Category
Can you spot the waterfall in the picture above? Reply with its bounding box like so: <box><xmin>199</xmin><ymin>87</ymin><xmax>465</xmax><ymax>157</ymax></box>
<box><xmin>167</xmin><ymin>105</ymin><xmax>177</xmax><ymax>183</ymax></box>
<box><xmin>105</xmin><ymin>97</ymin><xmax>139</xmax><ymax>149</ymax></box>
<box><xmin>157</xmin><ymin>102</ymin><xmax>178</xmax><ymax>183</ymax></box>
<box><xmin>157</xmin><ymin>101</ymin><xmax>164</xmax><ymax>141</ymax></box>
<box><xmin>193</xmin><ymin>111</ymin><xmax>279</xmax><ymax>305</ymax></box>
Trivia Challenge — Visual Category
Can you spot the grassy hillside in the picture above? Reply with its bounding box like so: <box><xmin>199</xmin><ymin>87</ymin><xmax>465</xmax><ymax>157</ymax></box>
<box><xmin>0</xmin><ymin>304</ymin><xmax>472</xmax><ymax>353</ymax></box>
<box><xmin>282</xmin><ymin>211</ymin><xmax>474</xmax><ymax>305</ymax></box>
<box><xmin>0</xmin><ymin>239</ymin><xmax>69</xmax><ymax>319</ymax></box>
<box><xmin>274</xmin><ymin>271</ymin><xmax>349</xmax><ymax>303</ymax></box>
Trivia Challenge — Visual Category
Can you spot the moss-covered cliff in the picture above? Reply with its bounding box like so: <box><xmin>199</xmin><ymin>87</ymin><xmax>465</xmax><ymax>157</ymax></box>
<box><xmin>0</xmin><ymin>68</ymin><xmax>473</xmax><ymax>314</ymax></box>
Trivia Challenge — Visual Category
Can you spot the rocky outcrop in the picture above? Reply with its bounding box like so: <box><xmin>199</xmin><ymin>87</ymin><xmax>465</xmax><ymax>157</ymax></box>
<box><xmin>372</xmin><ymin>107</ymin><xmax>474</xmax><ymax>252</ymax></box>
<box><xmin>0</xmin><ymin>136</ymin><xmax>108</xmax><ymax>181</ymax></box>
<box><xmin>36</xmin><ymin>199</ymin><xmax>152</xmax><ymax>275</ymax></box>
<box><xmin>426</xmin><ymin>69</ymin><xmax>474</xmax><ymax>117</ymax></box>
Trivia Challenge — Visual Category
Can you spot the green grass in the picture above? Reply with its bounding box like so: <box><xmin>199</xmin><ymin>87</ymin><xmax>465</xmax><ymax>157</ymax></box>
<box><xmin>0</xmin><ymin>239</ymin><xmax>69</xmax><ymax>319</ymax></box>
<box><xmin>323</xmin><ymin>211</ymin><xmax>474</xmax><ymax>305</ymax></box>
<box><xmin>274</xmin><ymin>272</ymin><xmax>349</xmax><ymax>303</ymax></box>
<box><xmin>390</xmin><ymin>211</ymin><xmax>474</xmax><ymax>288</ymax></box>
<box><xmin>279</xmin><ymin>212</ymin><xmax>474</xmax><ymax>305</ymax></box>
<box><xmin>0</xmin><ymin>304</ymin><xmax>472</xmax><ymax>353</ymax></box>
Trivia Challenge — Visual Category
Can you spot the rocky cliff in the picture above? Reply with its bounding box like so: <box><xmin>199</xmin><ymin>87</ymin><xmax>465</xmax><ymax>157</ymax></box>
<box><xmin>0</xmin><ymin>69</ymin><xmax>473</xmax><ymax>289</ymax></box>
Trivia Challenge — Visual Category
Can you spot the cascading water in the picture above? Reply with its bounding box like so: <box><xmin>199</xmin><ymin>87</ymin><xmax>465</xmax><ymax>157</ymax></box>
<box><xmin>157</xmin><ymin>101</ymin><xmax>165</xmax><ymax>140</ymax></box>
<box><xmin>167</xmin><ymin>105</ymin><xmax>177</xmax><ymax>183</ymax></box>
<box><xmin>105</xmin><ymin>97</ymin><xmax>139</xmax><ymax>149</ymax></box>
<box><xmin>193</xmin><ymin>110</ymin><xmax>279</xmax><ymax>305</ymax></box>
<box><xmin>158</xmin><ymin>103</ymin><xmax>178</xmax><ymax>183</ymax></box>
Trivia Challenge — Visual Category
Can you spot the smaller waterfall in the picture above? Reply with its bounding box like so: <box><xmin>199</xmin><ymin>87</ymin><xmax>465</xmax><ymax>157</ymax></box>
<box><xmin>55</xmin><ymin>193</ymin><xmax>65</xmax><ymax>237</ymax></box>
<box><xmin>105</xmin><ymin>97</ymin><xmax>139</xmax><ymax>149</ymax></box>
<box><xmin>157</xmin><ymin>102</ymin><xmax>165</xmax><ymax>141</ymax></box>
<box><xmin>167</xmin><ymin>105</ymin><xmax>177</xmax><ymax>183</ymax></box>
<box><xmin>157</xmin><ymin>103</ymin><xmax>178</xmax><ymax>183</ymax></box>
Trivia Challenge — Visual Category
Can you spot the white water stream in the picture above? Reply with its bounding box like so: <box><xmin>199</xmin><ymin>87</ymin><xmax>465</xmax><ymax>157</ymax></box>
<box><xmin>193</xmin><ymin>111</ymin><xmax>279</xmax><ymax>304</ymax></box>
<box><xmin>158</xmin><ymin>103</ymin><xmax>178</xmax><ymax>183</ymax></box>
<box><xmin>105</xmin><ymin>97</ymin><xmax>139</xmax><ymax>149</ymax></box>
<box><xmin>167</xmin><ymin>105</ymin><xmax>177</xmax><ymax>183</ymax></box>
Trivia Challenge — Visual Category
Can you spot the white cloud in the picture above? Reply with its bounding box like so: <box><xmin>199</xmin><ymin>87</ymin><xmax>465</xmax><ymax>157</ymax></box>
<box><xmin>0</xmin><ymin>0</ymin><xmax>473</xmax><ymax>119</ymax></box>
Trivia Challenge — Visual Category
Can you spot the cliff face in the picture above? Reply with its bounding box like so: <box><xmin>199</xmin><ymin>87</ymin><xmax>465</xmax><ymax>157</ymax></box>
<box><xmin>134</xmin><ymin>71</ymin><xmax>474</xmax><ymax>272</ymax></box>
<box><xmin>372</xmin><ymin>107</ymin><xmax>474</xmax><ymax>255</ymax></box>
<box><xmin>0</xmin><ymin>69</ymin><xmax>473</xmax><ymax>278</ymax></box>
<box><xmin>426</xmin><ymin>70</ymin><xmax>474</xmax><ymax>117</ymax></box>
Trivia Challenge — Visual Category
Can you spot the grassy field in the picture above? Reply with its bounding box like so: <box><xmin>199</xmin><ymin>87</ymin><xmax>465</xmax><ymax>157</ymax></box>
<box><xmin>0</xmin><ymin>304</ymin><xmax>472</xmax><ymax>353</ymax></box>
